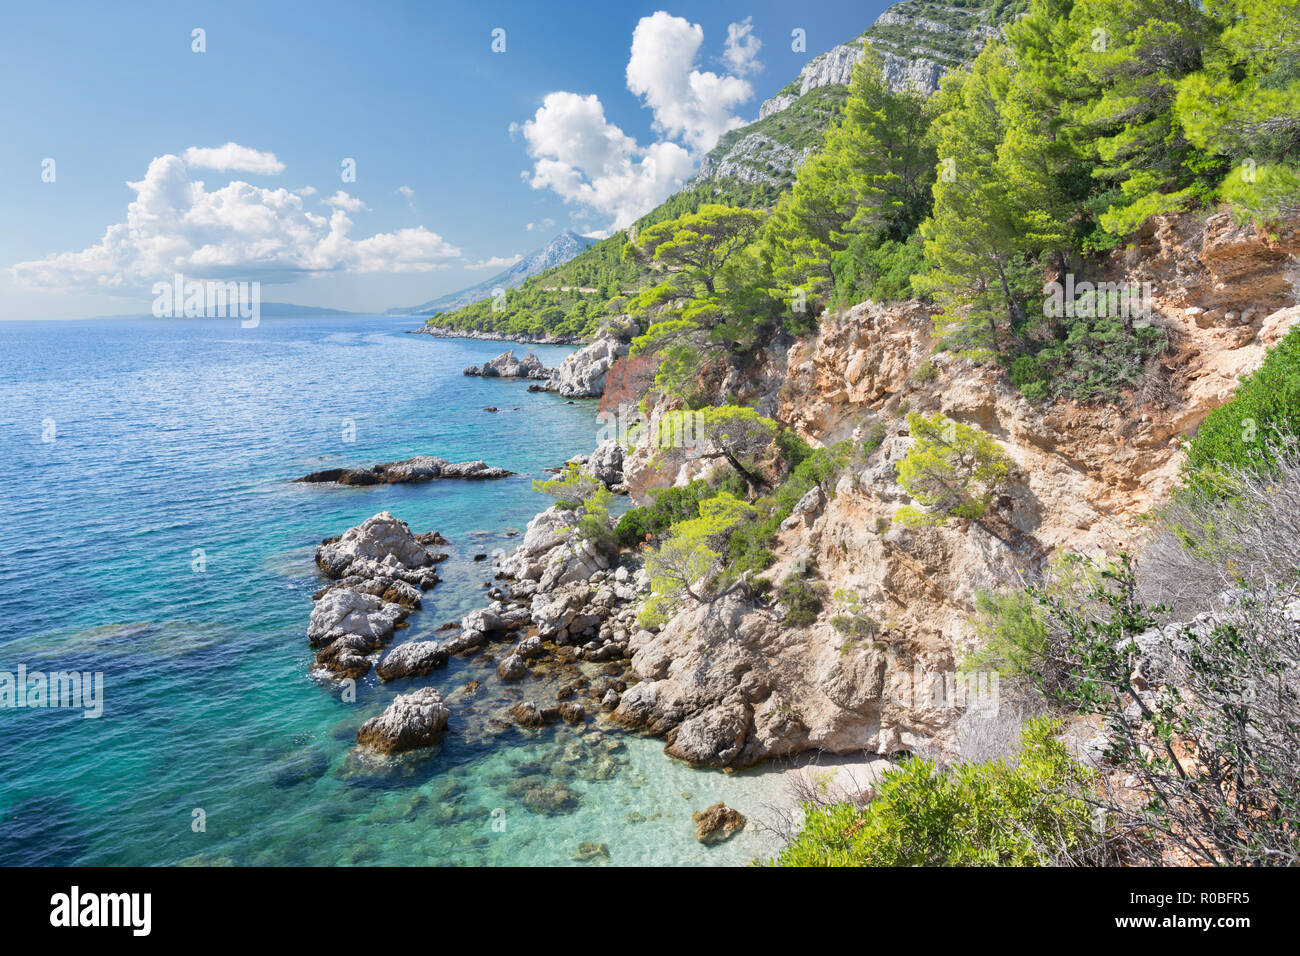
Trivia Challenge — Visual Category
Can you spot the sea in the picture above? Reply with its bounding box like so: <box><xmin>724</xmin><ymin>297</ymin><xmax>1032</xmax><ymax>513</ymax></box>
<box><xmin>0</xmin><ymin>314</ymin><xmax>796</xmax><ymax>866</ymax></box>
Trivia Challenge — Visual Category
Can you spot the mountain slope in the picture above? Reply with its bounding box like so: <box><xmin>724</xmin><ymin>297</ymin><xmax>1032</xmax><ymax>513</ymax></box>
<box><xmin>428</xmin><ymin>0</ymin><xmax>1023</xmax><ymax>338</ymax></box>
<box><xmin>387</xmin><ymin>229</ymin><xmax>597</xmax><ymax>315</ymax></box>
<box><xmin>693</xmin><ymin>0</ymin><xmax>1024</xmax><ymax>195</ymax></box>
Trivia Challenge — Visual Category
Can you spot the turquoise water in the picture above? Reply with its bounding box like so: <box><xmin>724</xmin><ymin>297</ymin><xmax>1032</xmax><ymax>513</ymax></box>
<box><xmin>0</xmin><ymin>315</ymin><xmax>788</xmax><ymax>866</ymax></box>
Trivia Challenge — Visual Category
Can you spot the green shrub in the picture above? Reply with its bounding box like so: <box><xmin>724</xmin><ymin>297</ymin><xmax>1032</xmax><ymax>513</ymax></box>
<box><xmin>777</xmin><ymin>566</ymin><xmax>824</xmax><ymax>626</ymax></box>
<box><xmin>614</xmin><ymin>480</ymin><xmax>712</xmax><ymax>549</ymax></box>
<box><xmin>964</xmin><ymin>589</ymin><xmax>1048</xmax><ymax>678</ymax></box>
<box><xmin>831</xmin><ymin>233</ymin><xmax>929</xmax><ymax>307</ymax></box>
<box><xmin>860</xmin><ymin>420</ymin><xmax>888</xmax><ymax>457</ymax></box>
<box><xmin>768</xmin><ymin>718</ymin><xmax>1099</xmax><ymax>866</ymax></box>
<box><xmin>1006</xmin><ymin>312</ymin><xmax>1167</xmax><ymax>404</ymax></box>
<box><xmin>724</xmin><ymin>442</ymin><xmax>853</xmax><ymax>577</ymax></box>
<box><xmin>1183</xmin><ymin>323</ymin><xmax>1300</xmax><ymax>494</ymax></box>
<box><xmin>894</xmin><ymin>413</ymin><xmax>1012</xmax><ymax>526</ymax></box>
<box><xmin>533</xmin><ymin>464</ymin><xmax>617</xmax><ymax>556</ymax></box>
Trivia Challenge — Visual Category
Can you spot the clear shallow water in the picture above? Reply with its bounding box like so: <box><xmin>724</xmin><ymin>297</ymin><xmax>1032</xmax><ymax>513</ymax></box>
<box><xmin>0</xmin><ymin>315</ymin><xmax>789</xmax><ymax>866</ymax></box>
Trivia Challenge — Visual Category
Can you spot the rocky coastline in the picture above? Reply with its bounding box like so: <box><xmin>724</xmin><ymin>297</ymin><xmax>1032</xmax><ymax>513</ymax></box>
<box><xmin>409</xmin><ymin>325</ymin><xmax>583</xmax><ymax>346</ymax></box>
<box><xmin>460</xmin><ymin>331</ymin><xmax>630</xmax><ymax>399</ymax></box>
<box><xmin>307</xmin><ymin>212</ymin><xmax>1300</xmax><ymax>776</ymax></box>
<box><xmin>301</xmin><ymin>449</ymin><xmax>657</xmax><ymax>764</ymax></box>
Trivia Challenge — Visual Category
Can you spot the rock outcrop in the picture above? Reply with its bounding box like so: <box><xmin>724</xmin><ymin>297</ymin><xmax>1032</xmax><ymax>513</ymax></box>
<box><xmin>612</xmin><ymin>209</ymin><xmax>1299</xmax><ymax>766</ymax></box>
<box><xmin>562</xmin><ymin>440</ymin><xmax>625</xmax><ymax>491</ymax></box>
<box><xmin>297</xmin><ymin>456</ymin><xmax>512</xmax><ymax>486</ymax></box>
<box><xmin>307</xmin><ymin>512</ymin><xmax>446</xmax><ymax>679</ymax></box>
<box><xmin>356</xmin><ymin>687</ymin><xmax>450</xmax><ymax>753</ymax></box>
<box><xmin>546</xmin><ymin>333</ymin><xmax>628</xmax><ymax>398</ymax></box>
<box><xmin>463</xmin><ymin>350</ymin><xmax>551</xmax><ymax>380</ymax></box>
<box><xmin>375</xmin><ymin>639</ymin><xmax>449</xmax><ymax>682</ymax></box>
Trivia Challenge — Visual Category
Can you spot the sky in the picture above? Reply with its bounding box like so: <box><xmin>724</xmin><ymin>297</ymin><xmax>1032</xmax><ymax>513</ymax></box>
<box><xmin>0</xmin><ymin>0</ymin><xmax>893</xmax><ymax>319</ymax></box>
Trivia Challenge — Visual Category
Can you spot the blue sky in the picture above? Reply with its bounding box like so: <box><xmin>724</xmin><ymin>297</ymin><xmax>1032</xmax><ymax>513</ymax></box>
<box><xmin>0</xmin><ymin>0</ymin><xmax>892</xmax><ymax>319</ymax></box>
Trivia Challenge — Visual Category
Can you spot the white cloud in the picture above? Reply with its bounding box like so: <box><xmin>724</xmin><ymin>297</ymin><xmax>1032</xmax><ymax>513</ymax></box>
<box><xmin>515</xmin><ymin>13</ymin><xmax>758</xmax><ymax>231</ymax></box>
<box><xmin>526</xmin><ymin>217</ymin><xmax>556</xmax><ymax>232</ymax></box>
<box><xmin>466</xmin><ymin>254</ymin><xmax>522</xmax><ymax>270</ymax></box>
<box><xmin>294</xmin><ymin>185</ymin><xmax>317</xmax><ymax>197</ymax></box>
<box><xmin>323</xmin><ymin>190</ymin><xmax>368</xmax><ymax>212</ymax></box>
<box><xmin>723</xmin><ymin>18</ymin><xmax>762</xmax><ymax>76</ymax></box>
<box><xmin>517</xmin><ymin>91</ymin><xmax>695</xmax><ymax>231</ymax></box>
<box><xmin>397</xmin><ymin>185</ymin><xmax>416</xmax><ymax>211</ymax></box>
<box><xmin>10</xmin><ymin>153</ymin><xmax>461</xmax><ymax>292</ymax></box>
<box><xmin>183</xmin><ymin>142</ymin><xmax>285</xmax><ymax>175</ymax></box>
<box><xmin>626</xmin><ymin>11</ymin><xmax>753</xmax><ymax>153</ymax></box>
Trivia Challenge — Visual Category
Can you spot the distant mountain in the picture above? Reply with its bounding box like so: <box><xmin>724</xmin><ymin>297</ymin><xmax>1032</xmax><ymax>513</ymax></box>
<box><xmin>76</xmin><ymin>301</ymin><xmax>366</xmax><ymax>321</ymax></box>
<box><xmin>386</xmin><ymin>230</ymin><xmax>598</xmax><ymax>316</ymax></box>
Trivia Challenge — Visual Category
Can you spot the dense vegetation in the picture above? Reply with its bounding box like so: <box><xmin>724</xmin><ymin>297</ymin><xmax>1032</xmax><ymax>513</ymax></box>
<box><xmin>516</xmin><ymin>0</ymin><xmax>1297</xmax><ymax>868</ymax></box>
<box><xmin>1181</xmin><ymin>323</ymin><xmax>1300</xmax><ymax>493</ymax></box>
<box><xmin>770</xmin><ymin>719</ymin><xmax>1100</xmax><ymax>866</ymax></box>
<box><xmin>442</xmin><ymin>0</ymin><xmax>1296</xmax><ymax>408</ymax></box>
<box><xmin>427</xmin><ymin>179</ymin><xmax>782</xmax><ymax>340</ymax></box>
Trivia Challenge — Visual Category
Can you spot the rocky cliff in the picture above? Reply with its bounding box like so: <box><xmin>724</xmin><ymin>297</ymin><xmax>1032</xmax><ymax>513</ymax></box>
<box><xmin>695</xmin><ymin>0</ymin><xmax>1015</xmax><ymax>192</ymax></box>
<box><xmin>612</xmin><ymin>211</ymin><xmax>1300</xmax><ymax>766</ymax></box>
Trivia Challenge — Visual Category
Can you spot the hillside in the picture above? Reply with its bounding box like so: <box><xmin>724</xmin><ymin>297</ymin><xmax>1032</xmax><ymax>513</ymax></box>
<box><xmin>695</xmin><ymin>0</ymin><xmax>1025</xmax><ymax>195</ymax></box>
<box><xmin>429</xmin><ymin>0</ymin><xmax>1020</xmax><ymax>339</ymax></box>
<box><xmin>436</xmin><ymin>0</ymin><xmax>1299</xmax><ymax>866</ymax></box>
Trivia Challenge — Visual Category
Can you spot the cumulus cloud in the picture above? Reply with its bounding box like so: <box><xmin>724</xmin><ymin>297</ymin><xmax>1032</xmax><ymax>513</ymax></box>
<box><xmin>323</xmin><ymin>190</ymin><xmax>368</xmax><ymax>212</ymax></box>
<box><xmin>516</xmin><ymin>91</ymin><xmax>695</xmax><ymax>231</ymax></box>
<box><xmin>11</xmin><ymin>153</ymin><xmax>460</xmax><ymax>292</ymax></box>
<box><xmin>723</xmin><ymin>17</ymin><xmax>762</xmax><ymax>76</ymax></box>
<box><xmin>515</xmin><ymin>13</ymin><xmax>758</xmax><ymax>231</ymax></box>
<box><xmin>183</xmin><ymin>142</ymin><xmax>285</xmax><ymax>175</ymax></box>
<box><xmin>525</xmin><ymin>217</ymin><xmax>556</xmax><ymax>232</ymax></box>
<box><xmin>626</xmin><ymin>12</ymin><xmax>753</xmax><ymax>153</ymax></box>
<box><xmin>466</xmin><ymin>254</ymin><xmax>522</xmax><ymax>270</ymax></box>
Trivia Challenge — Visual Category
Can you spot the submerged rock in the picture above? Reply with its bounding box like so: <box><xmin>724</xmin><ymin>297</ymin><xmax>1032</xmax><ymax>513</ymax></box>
<box><xmin>692</xmin><ymin>803</ymin><xmax>746</xmax><ymax>845</ymax></box>
<box><xmin>297</xmin><ymin>456</ymin><xmax>512</xmax><ymax>486</ymax></box>
<box><xmin>572</xmin><ymin>841</ymin><xmax>611</xmax><ymax>864</ymax></box>
<box><xmin>356</xmin><ymin>688</ymin><xmax>450</xmax><ymax>754</ymax></box>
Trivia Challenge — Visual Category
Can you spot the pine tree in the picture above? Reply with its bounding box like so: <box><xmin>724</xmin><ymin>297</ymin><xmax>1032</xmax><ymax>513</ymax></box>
<box><xmin>1067</xmin><ymin>0</ymin><xmax>1224</xmax><ymax>236</ymax></box>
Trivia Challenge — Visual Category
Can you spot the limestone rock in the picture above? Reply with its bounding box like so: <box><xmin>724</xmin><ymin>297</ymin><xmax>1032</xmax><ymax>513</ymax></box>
<box><xmin>463</xmin><ymin>349</ymin><xmax>551</xmax><ymax>380</ymax></box>
<box><xmin>316</xmin><ymin>512</ymin><xmax>436</xmax><ymax>579</ymax></box>
<box><xmin>356</xmin><ymin>688</ymin><xmax>450</xmax><ymax>754</ymax></box>
<box><xmin>376</xmin><ymin>640</ymin><xmax>449</xmax><ymax>682</ymax></box>
<box><xmin>547</xmin><ymin>334</ymin><xmax>628</xmax><ymax>397</ymax></box>
<box><xmin>497</xmin><ymin>653</ymin><xmax>527</xmax><ymax>681</ymax></box>
<box><xmin>298</xmin><ymin>457</ymin><xmax>512</xmax><ymax>486</ymax></box>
